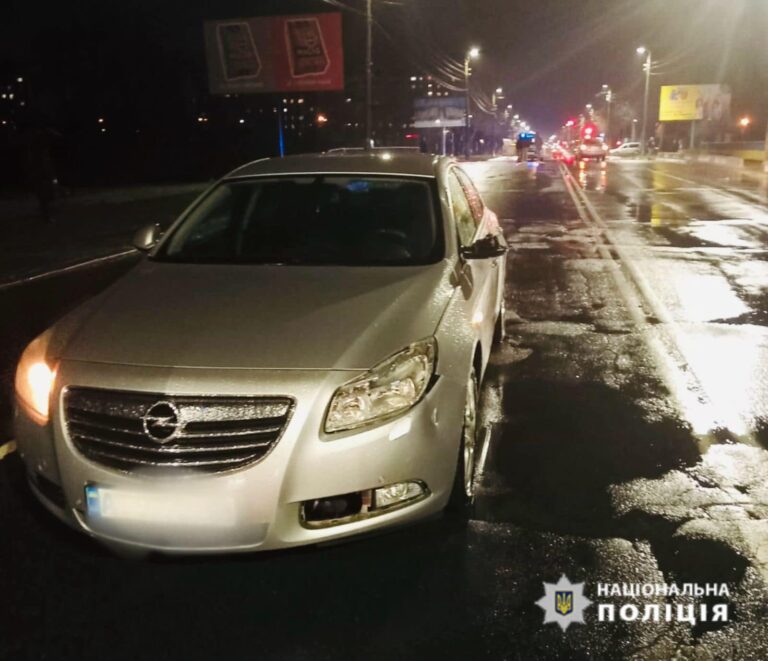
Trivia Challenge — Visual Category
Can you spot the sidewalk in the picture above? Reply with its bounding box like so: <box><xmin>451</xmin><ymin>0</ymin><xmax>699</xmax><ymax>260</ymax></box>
<box><xmin>0</xmin><ymin>183</ymin><xmax>206</xmax><ymax>286</ymax></box>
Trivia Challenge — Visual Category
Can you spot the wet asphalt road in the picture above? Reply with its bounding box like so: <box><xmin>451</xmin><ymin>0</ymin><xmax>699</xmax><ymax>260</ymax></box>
<box><xmin>2</xmin><ymin>159</ymin><xmax>768</xmax><ymax>659</ymax></box>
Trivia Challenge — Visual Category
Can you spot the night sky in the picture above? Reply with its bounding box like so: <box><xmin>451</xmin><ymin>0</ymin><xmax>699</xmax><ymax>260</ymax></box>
<box><xmin>2</xmin><ymin>0</ymin><xmax>767</xmax><ymax>136</ymax></box>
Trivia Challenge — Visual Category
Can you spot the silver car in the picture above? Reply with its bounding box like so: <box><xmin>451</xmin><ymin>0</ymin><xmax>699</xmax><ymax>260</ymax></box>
<box><xmin>14</xmin><ymin>152</ymin><xmax>507</xmax><ymax>554</ymax></box>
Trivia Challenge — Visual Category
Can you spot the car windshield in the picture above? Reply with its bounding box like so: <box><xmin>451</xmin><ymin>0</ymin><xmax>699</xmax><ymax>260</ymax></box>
<box><xmin>156</xmin><ymin>175</ymin><xmax>442</xmax><ymax>266</ymax></box>
<box><xmin>583</xmin><ymin>139</ymin><xmax>603</xmax><ymax>147</ymax></box>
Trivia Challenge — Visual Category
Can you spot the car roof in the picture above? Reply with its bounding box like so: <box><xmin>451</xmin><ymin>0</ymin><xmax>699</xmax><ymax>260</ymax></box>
<box><xmin>226</xmin><ymin>152</ymin><xmax>447</xmax><ymax>179</ymax></box>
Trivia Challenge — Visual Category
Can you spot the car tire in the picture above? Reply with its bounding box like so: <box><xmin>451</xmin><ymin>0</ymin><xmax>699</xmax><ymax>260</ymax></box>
<box><xmin>447</xmin><ymin>369</ymin><xmax>479</xmax><ymax>514</ymax></box>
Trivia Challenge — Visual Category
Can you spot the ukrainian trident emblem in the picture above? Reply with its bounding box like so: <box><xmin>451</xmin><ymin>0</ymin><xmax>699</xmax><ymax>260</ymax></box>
<box><xmin>555</xmin><ymin>591</ymin><xmax>573</xmax><ymax>616</ymax></box>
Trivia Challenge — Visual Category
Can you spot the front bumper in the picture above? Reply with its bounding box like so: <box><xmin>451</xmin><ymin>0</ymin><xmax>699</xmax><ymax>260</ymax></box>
<box><xmin>15</xmin><ymin>360</ymin><xmax>465</xmax><ymax>553</ymax></box>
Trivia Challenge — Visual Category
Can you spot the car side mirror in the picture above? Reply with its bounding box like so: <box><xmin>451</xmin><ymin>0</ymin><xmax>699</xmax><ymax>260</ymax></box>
<box><xmin>132</xmin><ymin>223</ymin><xmax>162</xmax><ymax>252</ymax></box>
<box><xmin>460</xmin><ymin>234</ymin><xmax>507</xmax><ymax>260</ymax></box>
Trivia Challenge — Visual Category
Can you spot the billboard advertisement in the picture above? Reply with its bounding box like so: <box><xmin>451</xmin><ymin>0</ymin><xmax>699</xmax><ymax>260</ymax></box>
<box><xmin>412</xmin><ymin>97</ymin><xmax>466</xmax><ymax>128</ymax></box>
<box><xmin>659</xmin><ymin>85</ymin><xmax>731</xmax><ymax>123</ymax></box>
<box><xmin>204</xmin><ymin>13</ymin><xmax>344</xmax><ymax>94</ymax></box>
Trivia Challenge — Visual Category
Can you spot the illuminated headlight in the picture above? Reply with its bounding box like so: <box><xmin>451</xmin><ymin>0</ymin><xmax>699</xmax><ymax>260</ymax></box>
<box><xmin>14</xmin><ymin>332</ymin><xmax>57</xmax><ymax>424</ymax></box>
<box><xmin>325</xmin><ymin>338</ymin><xmax>436</xmax><ymax>433</ymax></box>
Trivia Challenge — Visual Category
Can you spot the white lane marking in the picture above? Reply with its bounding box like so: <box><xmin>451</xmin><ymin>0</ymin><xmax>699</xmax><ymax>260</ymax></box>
<box><xmin>651</xmin><ymin>167</ymin><xmax>768</xmax><ymax>213</ymax></box>
<box><xmin>561</xmin><ymin>164</ymin><xmax>750</xmax><ymax>446</ymax></box>
<box><xmin>0</xmin><ymin>441</ymin><xmax>17</xmax><ymax>461</ymax></box>
<box><xmin>0</xmin><ymin>249</ymin><xmax>137</xmax><ymax>291</ymax></box>
<box><xmin>474</xmin><ymin>426</ymin><xmax>493</xmax><ymax>481</ymax></box>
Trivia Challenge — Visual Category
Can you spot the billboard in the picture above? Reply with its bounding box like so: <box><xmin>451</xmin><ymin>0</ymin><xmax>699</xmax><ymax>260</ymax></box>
<box><xmin>659</xmin><ymin>85</ymin><xmax>731</xmax><ymax>123</ymax></box>
<box><xmin>412</xmin><ymin>97</ymin><xmax>466</xmax><ymax>128</ymax></box>
<box><xmin>204</xmin><ymin>13</ymin><xmax>344</xmax><ymax>94</ymax></box>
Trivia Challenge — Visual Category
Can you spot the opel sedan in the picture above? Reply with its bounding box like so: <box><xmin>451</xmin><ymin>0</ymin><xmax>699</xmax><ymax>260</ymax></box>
<box><xmin>14</xmin><ymin>152</ymin><xmax>507</xmax><ymax>554</ymax></box>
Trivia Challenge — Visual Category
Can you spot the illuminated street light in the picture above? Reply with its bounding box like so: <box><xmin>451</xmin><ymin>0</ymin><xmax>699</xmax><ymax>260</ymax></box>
<box><xmin>637</xmin><ymin>46</ymin><xmax>652</xmax><ymax>155</ymax></box>
<box><xmin>316</xmin><ymin>113</ymin><xmax>328</xmax><ymax>125</ymax></box>
<box><xmin>739</xmin><ymin>116</ymin><xmax>751</xmax><ymax>138</ymax></box>
<box><xmin>599</xmin><ymin>84</ymin><xmax>613</xmax><ymax>143</ymax></box>
<box><xmin>464</xmin><ymin>46</ymin><xmax>480</xmax><ymax>159</ymax></box>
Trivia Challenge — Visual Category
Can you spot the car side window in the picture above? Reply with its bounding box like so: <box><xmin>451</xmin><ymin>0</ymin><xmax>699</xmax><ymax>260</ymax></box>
<box><xmin>454</xmin><ymin>168</ymin><xmax>484</xmax><ymax>224</ymax></box>
<box><xmin>448</xmin><ymin>171</ymin><xmax>476</xmax><ymax>246</ymax></box>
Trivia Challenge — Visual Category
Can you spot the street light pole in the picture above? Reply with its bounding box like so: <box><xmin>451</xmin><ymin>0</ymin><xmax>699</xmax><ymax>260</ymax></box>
<box><xmin>602</xmin><ymin>84</ymin><xmax>612</xmax><ymax>144</ymax></box>
<box><xmin>637</xmin><ymin>47</ymin><xmax>652</xmax><ymax>155</ymax></box>
<box><xmin>364</xmin><ymin>0</ymin><xmax>373</xmax><ymax>150</ymax></box>
<box><xmin>463</xmin><ymin>47</ymin><xmax>479</xmax><ymax>160</ymax></box>
<box><xmin>464</xmin><ymin>54</ymin><xmax>470</xmax><ymax>159</ymax></box>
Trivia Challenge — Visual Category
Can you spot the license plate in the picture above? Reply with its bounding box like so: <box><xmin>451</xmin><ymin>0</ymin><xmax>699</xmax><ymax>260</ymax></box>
<box><xmin>84</xmin><ymin>484</ymin><xmax>235</xmax><ymax>528</ymax></box>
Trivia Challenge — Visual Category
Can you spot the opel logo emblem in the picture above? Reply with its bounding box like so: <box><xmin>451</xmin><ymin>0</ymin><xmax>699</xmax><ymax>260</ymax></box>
<box><xmin>142</xmin><ymin>401</ymin><xmax>181</xmax><ymax>443</ymax></box>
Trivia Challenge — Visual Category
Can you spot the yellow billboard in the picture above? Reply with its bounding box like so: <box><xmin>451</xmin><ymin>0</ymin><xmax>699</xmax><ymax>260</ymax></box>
<box><xmin>659</xmin><ymin>85</ymin><xmax>731</xmax><ymax>122</ymax></box>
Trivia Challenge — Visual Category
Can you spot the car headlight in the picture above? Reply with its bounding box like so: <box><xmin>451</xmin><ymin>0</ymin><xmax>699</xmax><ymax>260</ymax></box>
<box><xmin>15</xmin><ymin>332</ymin><xmax>57</xmax><ymax>423</ymax></box>
<box><xmin>325</xmin><ymin>338</ymin><xmax>437</xmax><ymax>433</ymax></box>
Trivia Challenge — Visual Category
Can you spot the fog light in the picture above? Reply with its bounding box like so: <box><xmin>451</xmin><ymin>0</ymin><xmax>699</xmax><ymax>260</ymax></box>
<box><xmin>374</xmin><ymin>481</ymin><xmax>424</xmax><ymax>509</ymax></box>
<box><xmin>300</xmin><ymin>481</ymin><xmax>429</xmax><ymax>528</ymax></box>
<box><xmin>303</xmin><ymin>493</ymin><xmax>363</xmax><ymax>523</ymax></box>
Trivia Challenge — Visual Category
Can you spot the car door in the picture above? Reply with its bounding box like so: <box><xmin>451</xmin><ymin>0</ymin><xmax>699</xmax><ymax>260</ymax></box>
<box><xmin>448</xmin><ymin>167</ymin><xmax>499</xmax><ymax>369</ymax></box>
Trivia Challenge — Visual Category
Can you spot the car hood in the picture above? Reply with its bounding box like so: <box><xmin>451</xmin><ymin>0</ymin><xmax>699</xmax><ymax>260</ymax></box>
<box><xmin>56</xmin><ymin>260</ymin><xmax>455</xmax><ymax>370</ymax></box>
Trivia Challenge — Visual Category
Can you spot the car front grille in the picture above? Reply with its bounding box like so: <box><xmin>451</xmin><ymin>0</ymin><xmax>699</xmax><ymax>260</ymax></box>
<box><xmin>64</xmin><ymin>387</ymin><xmax>294</xmax><ymax>473</ymax></box>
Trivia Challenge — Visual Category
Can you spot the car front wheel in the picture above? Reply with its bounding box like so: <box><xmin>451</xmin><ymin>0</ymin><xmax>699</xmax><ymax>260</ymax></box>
<box><xmin>447</xmin><ymin>369</ymin><xmax>479</xmax><ymax>512</ymax></box>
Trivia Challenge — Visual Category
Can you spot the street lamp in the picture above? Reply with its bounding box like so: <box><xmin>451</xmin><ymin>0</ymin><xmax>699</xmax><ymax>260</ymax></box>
<box><xmin>601</xmin><ymin>84</ymin><xmax>613</xmax><ymax>144</ymax></box>
<box><xmin>365</xmin><ymin>0</ymin><xmax>373</xmax><ymax>149</ymax></box>
<box><xmin>738</xmin><ymin>116</ymin><xmax>751</xmax><ymax>138</ymax></box>
<box><xmin>636</xmin><ymin>46</ymin><xmax>652</xmax><ymax>155</ymax></box>
<box><xmin>464</xmin><ymin>46</ymin><xmax>480</xmax><ymax>159</ymax></box>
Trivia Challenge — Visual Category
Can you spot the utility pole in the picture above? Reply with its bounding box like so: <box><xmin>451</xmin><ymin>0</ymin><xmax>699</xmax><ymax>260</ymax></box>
<box><xmin>601</xmin><ymin>84</ymin><xmax>612</xmax><ymax>144</ymax></box>
<box><xmin>637</xmin><ymin>47</ymin><xmax>652</xmax><ymax>155</ymax></box>
<box><xmin>364</xmin><ymin>0</ymin><xmax>373</xmax><ymax>149</ymax></box>
<box><xmin>764</xmin><ymin>119</ymin><xmax>768</xmax><ymax>173</ymax></box>
<box><xmin>464</xmin><ymin>47</ymin><xmax>479</xmax><ymax>160</ymax></box>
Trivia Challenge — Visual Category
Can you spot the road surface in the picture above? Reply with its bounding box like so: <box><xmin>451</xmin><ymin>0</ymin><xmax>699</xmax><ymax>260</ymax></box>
<box><xmin>2</xmin><ymin>159</ymin><xmax>768</xmax><ymax>659</ymax></box>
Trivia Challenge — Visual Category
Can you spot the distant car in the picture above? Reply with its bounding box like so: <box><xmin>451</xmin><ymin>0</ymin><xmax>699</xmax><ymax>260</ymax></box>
<box><xmin>560</xmin><ymin>147</ymin><xmax>576</xmax><ymax>165</ymax></box>
<box><xmin>14</xmin><ymin>151</ymin><xmax>508</xmax><ymax>556</ymax></box>
<box><xmin>577</xmin><ymin>138</ymin><xmax>608</xmax><ymax>161</ymax></box>
<box><xmin>609</xmin><ymin>142</ymin><xmax>642</xmax><ymax>157</ymax></box>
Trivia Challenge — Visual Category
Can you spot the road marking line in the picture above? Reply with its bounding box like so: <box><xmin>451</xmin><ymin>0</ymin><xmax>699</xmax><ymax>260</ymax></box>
<box><xmin>649</xmin><ymin>166</ymin><xmax>768</xmax><ymax>212</ymax></box>
<box><xmin>475</xmin><ymin>426</ymin><xmax>493</xmax><ymax>480</ymax></box>
<box><xmin>0</xmin><ymin>249</ymin><xmax>137</xmax><ymax>291</ymax></box>
<box><xmin>0</xmin><ymin>441</ymin><xmax>17</xmax><ymax>461</ymax></box>
<box><xmin>560</xmin><ymin>164</ymin><xmax>750</xmax><ymax>447</ymax></box>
